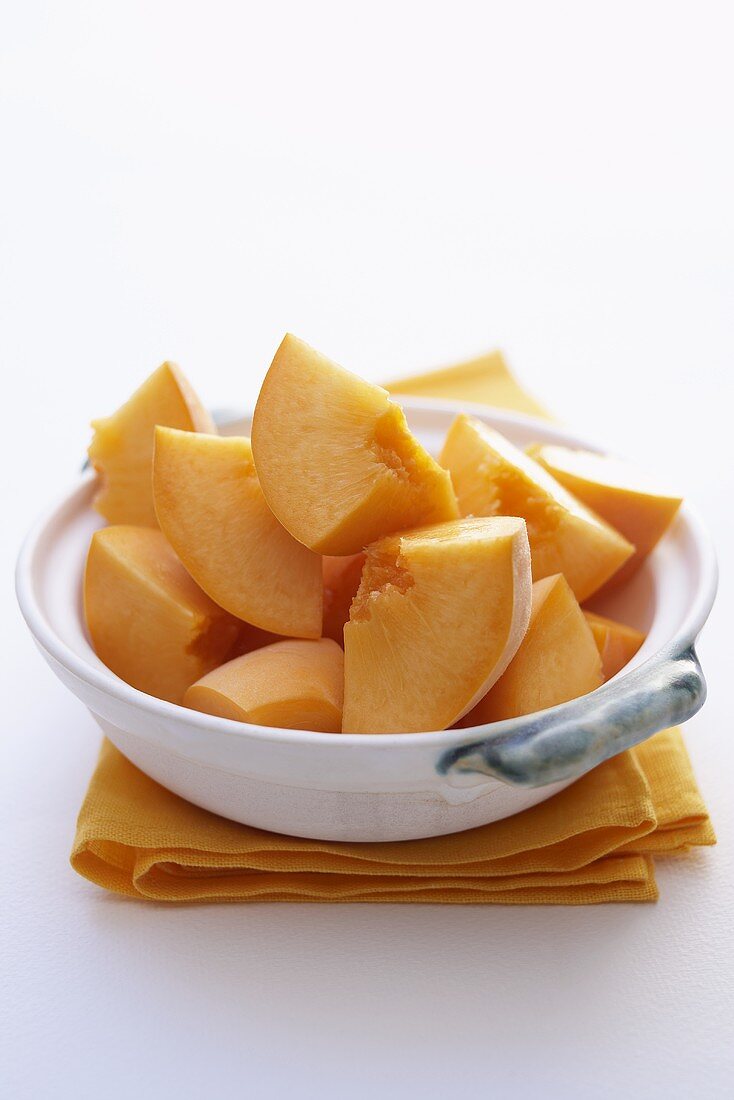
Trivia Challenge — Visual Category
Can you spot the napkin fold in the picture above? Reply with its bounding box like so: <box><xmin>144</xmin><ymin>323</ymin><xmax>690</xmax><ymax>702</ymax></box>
<box><xmin>385</xmin><ymin>348</ymin><xmax>549</xmax><ymax>418</ymax></box>
<box><xmin>71</xmin><ymin>348</ymin><xmax>715</xmax><ymax>903</ymax></box>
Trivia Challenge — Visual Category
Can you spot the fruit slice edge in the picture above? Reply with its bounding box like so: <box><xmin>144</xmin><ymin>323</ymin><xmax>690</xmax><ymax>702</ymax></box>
<box><xmin>153</xmin><ymin>427</ymin><xmax>322</xmax><ymax>637</ymax></box>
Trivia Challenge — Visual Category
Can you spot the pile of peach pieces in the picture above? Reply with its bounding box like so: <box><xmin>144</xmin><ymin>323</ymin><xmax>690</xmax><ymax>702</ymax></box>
<box><xmin>84</xmin><ymin>334</ymin><xmax>682</xmax><ymax>735</ymax></box>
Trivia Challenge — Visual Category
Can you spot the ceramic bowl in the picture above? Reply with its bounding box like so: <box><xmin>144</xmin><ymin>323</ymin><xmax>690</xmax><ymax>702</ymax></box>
<box><xmin>16</xmin><ymin>399</ymin><xmax>717</xmax><ymax>841</ymax></box>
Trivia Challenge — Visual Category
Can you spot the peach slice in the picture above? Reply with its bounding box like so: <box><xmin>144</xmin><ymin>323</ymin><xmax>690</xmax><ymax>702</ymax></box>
<box><xmin>229</xmin><ymin>620</ymin><xmax>285</xmax><ymax>657</ymax></box>
<box><xmin>184</xmin><ymin>639</ymin><xmax>344</xmax><ymax>732</ymax></box>
<box><xmin>322</xmin><ymin>553</ymin><xmax>365</xmax><ymax>644</ymax></box>
<box><xmin>153</xmin><ymin>428</ymin><xmax>322</xmax><ymax>638</ymax></box>
<box><xmin>342</xmin><ymin>517</ymin><xmax>532</xmax><ymax>733</ymax></box>
<box><xmin>88</xmin><ymin>362</ymin><xmax>215</xmax><ymax>527</ymax></box>
<box><xmin>528</xmin><ymin>443</ymin><xmax>683</xmax><ymax>585</ymax></box>
<box><xmin>251</xmin><ymin>334</ymin><xmax>459</xmax><ymax>555</ymax></box>
<box><xmin>84</xmin><ymin>526</ymin><xmax>239</xmax><ymax>704</ymax></box>
<box><xmin>464</xmin><ymin>574</ymin><xmax>603</xmax><ymax>726</ymax></box>
<box><xmin>440</xmin><ymin>415</ymin><xmax>634</xmax><ymax>602</ymax></box>
<box><xmin>583</xmin><ymin>610</ymin><xmax>646</xmax><ymax>681</ymax></box>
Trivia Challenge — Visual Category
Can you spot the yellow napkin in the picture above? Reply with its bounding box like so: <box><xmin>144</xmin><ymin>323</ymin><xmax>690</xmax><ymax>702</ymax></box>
<box><xmin>385</xmin><ymin>349</ymin><xmax>549</xmax><ymax>418</ymax></box>
<box><xmin>71</xmin><ymin>349</ymin><xmax>715</xmax><ymax>903</ymax></box>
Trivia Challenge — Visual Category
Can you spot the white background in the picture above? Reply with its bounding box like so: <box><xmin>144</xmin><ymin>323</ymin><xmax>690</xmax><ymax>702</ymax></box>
<box><xmin>2</xmin><ymin>3</ymin><xmax>733</xmax><ymax>1097</ymax></box>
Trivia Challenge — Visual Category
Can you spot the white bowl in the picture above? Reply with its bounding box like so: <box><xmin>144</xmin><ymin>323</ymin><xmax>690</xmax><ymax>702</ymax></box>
<box><xmin>16</xmin><ymin>399</ymin><xmax>717</xmax><ymax>841</ymax></box>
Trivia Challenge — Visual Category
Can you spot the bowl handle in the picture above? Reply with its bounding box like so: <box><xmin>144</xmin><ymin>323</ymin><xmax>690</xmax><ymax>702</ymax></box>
<box><xmin>437</xmin><ymin>645</ymin><xmax>707</xmax><ymax>788</ymax></box>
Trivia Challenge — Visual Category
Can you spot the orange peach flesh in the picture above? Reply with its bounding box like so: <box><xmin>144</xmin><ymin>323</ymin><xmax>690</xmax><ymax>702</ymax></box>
<box><xmin>440</xmin><ymin>415</ymin><xmax>634</xmax><ymax>602</ymax></box>
<box><xmin>153</xmin><ymin>428</ymin><xmax>322</xmax><ymax>638</ymax></box>
<box><xmin>322</xmin><ymin>554</ymin><xmax>366</xmax><ymax>644</ymax></box>
<box><xmin>84</xmin><ymin>526</ymin><xmax>239</xmax><ymax>704</ymax></box>
<box><xmin>583</xmin><ymin>610</ymin><xmax>646</xmax><ymax>680</ymax></box>
<box><xmin>184</xmin><ymin>638</ymin><xmax>344</xmax><ymax>733</ymax></box>
<box><xmin>528</xmin><ymin>443</ymin><xmax>683</xmax><ymax>586</ymax></box>
<box><xmin>88</xmin><ymin>362</ymin><xmax>215</xmax><ymax>527</ymax></box>
<box><xmin>342</xmin><ymin>516</ymin><xmax>532</xmax><ymax>733</ymax></box>
<box><xmin>251</xmin><ymin>334</ymin><xmax>458</xmax><ymax>555</ymax></box>
<box><xmin>463</xmin><ymin>573</ymin><xmax>603</xmax><ymax>726</ymax></box>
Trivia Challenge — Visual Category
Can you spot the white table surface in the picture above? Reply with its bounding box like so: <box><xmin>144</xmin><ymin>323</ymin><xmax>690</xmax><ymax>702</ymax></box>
<box><xmin>2</xmin><ymin>3</ymin><xmax>733</xmax><ymax>1097</ymax></box>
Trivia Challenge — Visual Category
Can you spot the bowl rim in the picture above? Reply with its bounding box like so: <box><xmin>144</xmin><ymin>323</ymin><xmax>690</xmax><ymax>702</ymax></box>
<box><xmin>15</xmin><ymin>397</ymin><xmax>719</xmax><ymax>751</ymax></box>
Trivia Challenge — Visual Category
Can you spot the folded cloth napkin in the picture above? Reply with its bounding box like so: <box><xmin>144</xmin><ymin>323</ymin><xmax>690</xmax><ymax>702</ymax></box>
<box><xmin>384</xmin><ymin>348</ymin><xmax>549</xmax><ymax>418</ymax></box>
<box><xmin>71</xmin><ymin>350</ymin><xmax>715</xmax><ymax>903</ymax></box>
<box><xmin>73</xmin><ymin>730</ymin><xmax>713</xmax><ymax>903</ymax></box>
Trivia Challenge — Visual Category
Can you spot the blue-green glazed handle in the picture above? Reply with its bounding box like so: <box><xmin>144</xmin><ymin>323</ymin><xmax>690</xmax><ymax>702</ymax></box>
<box><xmin>437</xmin><ymin>645</ymin><xmax>706</xmax><ymax>788</ymax></box>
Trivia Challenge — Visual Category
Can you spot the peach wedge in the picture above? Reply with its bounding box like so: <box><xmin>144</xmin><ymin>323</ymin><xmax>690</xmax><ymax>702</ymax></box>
<box><xmin>84</xmin><ymin>526</ymin><xmax>239</xmax><ymax>704</ymax></box>
<box><xmin>185</xmin><ymin>639</ymin><xmax>344</xmax><ymax>732</ymax></box>
<box><xmin>528</xmin><ymin>443</ymin><xmax>683</xmax><ymax>585</ymax></box>
<box><xmin>440</xmin><ymin>415</ymin><xmax>634</xmax><ymax>602</ymax></box>
<box><xmin>251</xmin><ymin>334</ymin><xmax>459</xmax><ymax>555</ymax></box>
<box><xmin>229</xmin><ymin>621</ymin><xmax>285</xmax><ymax>657</ymax></box>
<box><xmin>342</xmin><ymin>517</ymin><xmax>532</xmax><ymax>733</ymax></box>
<box><xmin>322</xmin><ymin>553</ymin><xmax>366</xmax><ymax>644</ymax></box>
<box><xmin>464</xmin><ymin>574</ymin><xmax>603</xmax><ymax>725</ymax></box>
<box><xmin>153</xmin><ymin>428</ymin><xmax>322</xmax><ymax>637</ymax></box>
<box><xmin>88</xmin><ymin>362</ymin><xmax>215</xmax><ymax>526</ymax></box>
<box><xmin>583</xmin><ymin>610</ymin><xmax>646</xmax><ymax>681</ymax></box>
